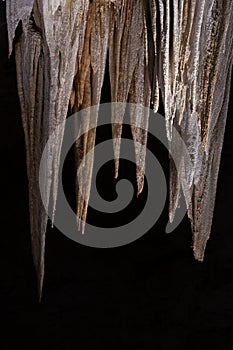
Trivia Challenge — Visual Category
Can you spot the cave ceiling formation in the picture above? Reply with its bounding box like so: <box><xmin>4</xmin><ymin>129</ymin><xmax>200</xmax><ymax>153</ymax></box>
<box><xmin>6</xmin><ymin>0</ymin><xmax>233</xmax><ymax>299</ymax></box>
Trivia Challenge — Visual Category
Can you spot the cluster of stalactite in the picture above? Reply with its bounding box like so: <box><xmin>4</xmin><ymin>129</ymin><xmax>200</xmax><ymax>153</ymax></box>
<box><xmin>6</xmin><ymin>0</ymin><xmax>233</xmax><ymax>300</ymax></box>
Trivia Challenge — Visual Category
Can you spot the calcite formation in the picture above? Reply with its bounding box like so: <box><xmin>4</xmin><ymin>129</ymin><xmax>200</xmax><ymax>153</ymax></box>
<box><xmin>6</xmin><ymin>0</ymin><xmax>233</xmax><ymax>299</ymax></box>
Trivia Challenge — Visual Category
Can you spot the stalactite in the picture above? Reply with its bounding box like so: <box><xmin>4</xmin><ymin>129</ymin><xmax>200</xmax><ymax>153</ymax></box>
<box><xmin>6</xmin><ymin>0</ymin><xmax>233</xmax><ymax>298</ymax></box>
<box><xmin>154</xmin><ymin>0</ymin><xmax>233</xmax><ymax>260</ymax></box>
<box><xmin>108</xmin><ymin>0</ymin><xmax>151</xmax><ymax>193</ymax></box>
<box><xmin>71</xmin><ymin>0</ymin><xmax>110</xmax><ymax>232</ymax></box>
<box><xmin>8</xmin><ymin>0</ymin><xmax>89</xmax><ymax>299</ymax></box>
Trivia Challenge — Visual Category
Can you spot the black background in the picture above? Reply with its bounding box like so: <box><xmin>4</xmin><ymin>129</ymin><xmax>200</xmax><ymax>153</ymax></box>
<box><xmin>1</xmin><ymin>3</ymin><xmax>233</xmax><ymax>349</ymax></box>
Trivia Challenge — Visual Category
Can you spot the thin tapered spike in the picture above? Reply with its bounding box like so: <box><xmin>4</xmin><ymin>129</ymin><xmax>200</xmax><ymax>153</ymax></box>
<box><xmin>72</xmin><ymin>1</ymin><xmax>110</xmax><ymax>230</ymax></box>
<box><xmin>109</xmin><ymin>0</ymin><xmax>141</xmax><ymax>178</ymax></box>
<box><xmin>9</xmin><ymin>0</ymin><xmax>89</xmax><ymax>299</ymax></box>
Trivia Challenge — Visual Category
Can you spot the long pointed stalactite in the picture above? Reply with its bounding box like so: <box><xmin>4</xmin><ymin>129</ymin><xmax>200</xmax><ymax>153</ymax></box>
<box><xmin>5</xmin><ymin>0</ymin><xmax>233</xmax><ymax>299</ymax></box>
